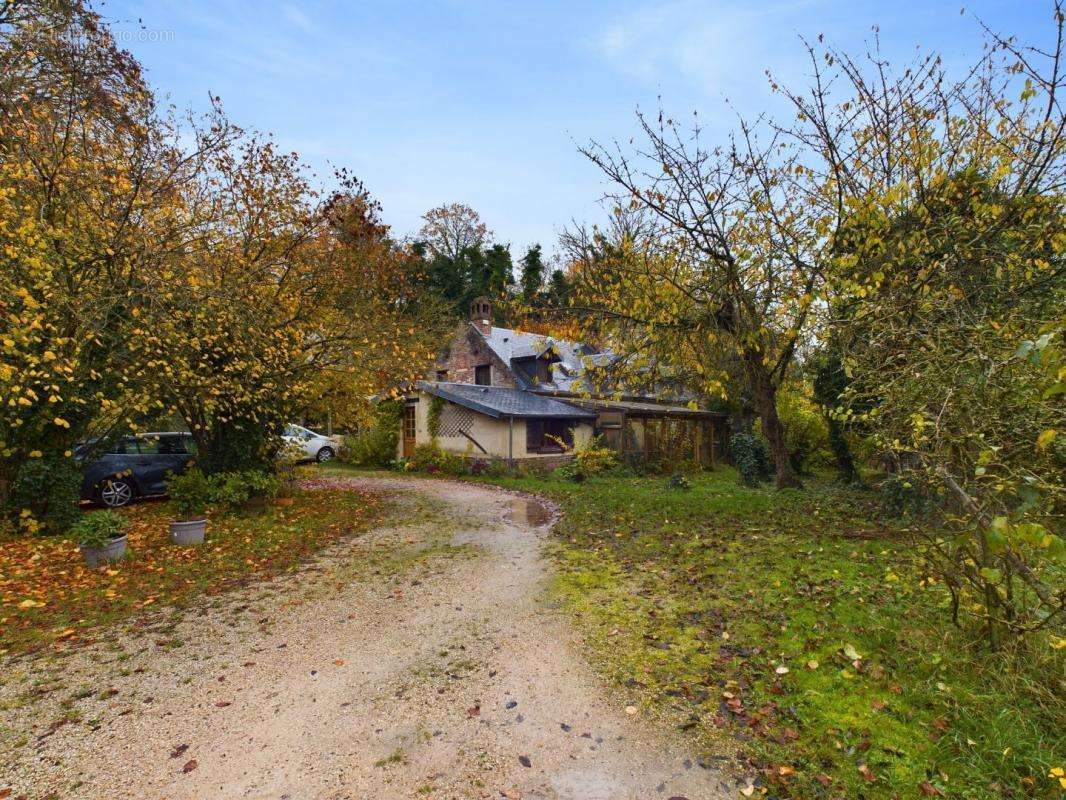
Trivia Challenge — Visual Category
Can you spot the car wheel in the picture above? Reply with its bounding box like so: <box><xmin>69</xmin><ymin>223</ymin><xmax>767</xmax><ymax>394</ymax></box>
<box><xmin>98</xmin><ymin>478</ymin><xmax>134</xmax><ymax>508</ymax></box>
<box><xmin>315</xmin><ymin>446</ymin><xmax>335</xmax><ymax>463</ymax></box>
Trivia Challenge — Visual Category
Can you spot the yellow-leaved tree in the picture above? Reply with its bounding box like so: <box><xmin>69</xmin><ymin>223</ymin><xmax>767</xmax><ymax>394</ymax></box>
<box><xmin>136</xmin><ymin>143</ymin><xmax>445</xmax><ymax>472</ymax></box>
<box><xmin>0</xmin><ymin>1</ymin><xmax>221</xmax><ymax>531</ymax></box>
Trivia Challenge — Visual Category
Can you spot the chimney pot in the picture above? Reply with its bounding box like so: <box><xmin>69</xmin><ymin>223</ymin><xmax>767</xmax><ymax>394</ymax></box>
<box><xmin>469</xmin><ymin>296</ymin><xmax>492</xmax><ymax>336</ymax></box>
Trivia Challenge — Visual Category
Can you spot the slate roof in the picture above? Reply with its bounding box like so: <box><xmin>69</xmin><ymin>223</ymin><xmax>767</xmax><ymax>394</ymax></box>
<box><xmin>480</xmin><ymin>326</ymin><xmax>605</xmax><ymax>394</ymax></box>
<box><xmin>419</xmin><ymin>382</ymin><xmax>596</xmax><ymax>420</ymax></box>
<box><xmin>478</xmin><ymin>324</ymin><xmax>699</xmax><ymax>405</ymax></box>
<box><xmin>562</xmin><ymin>397</ymin><xmax>726</xmax><ymax>419</ymax></box>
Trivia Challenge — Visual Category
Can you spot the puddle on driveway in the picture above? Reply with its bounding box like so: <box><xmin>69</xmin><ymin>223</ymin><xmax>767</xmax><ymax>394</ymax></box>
<box><xmin>507</xmin><ymin>498</ymin><xmax>552</xmax><ymax>527</ymax></box>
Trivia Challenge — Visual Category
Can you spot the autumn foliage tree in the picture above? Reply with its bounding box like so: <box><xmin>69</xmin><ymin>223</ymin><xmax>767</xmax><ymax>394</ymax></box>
<box><xmin>137</xmin><ymin>141</ymin><xmax>445</xmax><ymax>472</ymax></box>
<box><xmin>418</xmin><ymin>202</ymin><xmax>490</xmax><ymax>263</ymax></box>
<box><xmin>570</xmin><ymin>5</ymin><xmax>1065</xmax><ymax>641</ymax></box>
<box><xmin>570</xmin><ymin>115</ymin><xmax>824</xmax><ymax>488</ymax></box>
<box><xmin>0</xmin><ymin>1</ymin><xmax>219</xmax><ymax>530</ymax></box>
<box><xmin>1</xmin><ymin>1</ymin><xmax>448</xmax><ymax>529</ymax></box>
<box><xmin>289</xmin><ymin>187</ymin><xmax>451</xmax><ymax>432</ymax></box>
<box><xmin>781</xmin><ymin>17</ymin><xmax>1066</xmax><ymax>641</ymax></box>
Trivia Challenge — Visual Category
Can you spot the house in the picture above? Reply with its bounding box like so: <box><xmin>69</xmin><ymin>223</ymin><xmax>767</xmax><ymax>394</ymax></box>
<box><xmin>399</xmin><ymin>297</ymin><xmax>727</xmax><ymax>469</ymax></box>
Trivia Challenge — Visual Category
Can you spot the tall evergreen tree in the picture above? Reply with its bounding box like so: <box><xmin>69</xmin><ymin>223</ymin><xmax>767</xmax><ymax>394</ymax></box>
<box><xmin>519</xmin><ymin>244</ymin><xmax>546</xmax><ymax>302</ymax></box>
<box><xmin>545</xmin><ymin>268</ymin><xmax>572</xmax><ymax>309</ymax></box>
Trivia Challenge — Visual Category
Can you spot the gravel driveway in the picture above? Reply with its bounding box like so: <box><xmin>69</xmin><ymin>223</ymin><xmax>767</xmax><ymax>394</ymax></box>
<box><xmin>1</xmin><ymin>476</ymin><xmax>731</xmax><ymax>800</ymax></box>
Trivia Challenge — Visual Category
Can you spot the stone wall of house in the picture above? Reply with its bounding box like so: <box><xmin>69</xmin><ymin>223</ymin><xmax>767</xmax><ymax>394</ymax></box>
<box><xmin>399</xmin><ymin>393</ymin><xmax>594</xmax><ymax>466</ymax></box>
<box><xmin>433</xmin><ymin>325</ymin><xmax>514</xmax><ymax>387</ymax></box>
<box><xmin>509</xmin><ymin>454</ymin><xmax>574</xmax><ymax>473</ymax></box>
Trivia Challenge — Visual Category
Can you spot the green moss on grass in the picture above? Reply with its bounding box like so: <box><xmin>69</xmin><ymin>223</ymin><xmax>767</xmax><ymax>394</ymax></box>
<box><xmin>481</xmin><ymin>468</ymin><xmax>1064</xmax><ymax>800</ymax></box>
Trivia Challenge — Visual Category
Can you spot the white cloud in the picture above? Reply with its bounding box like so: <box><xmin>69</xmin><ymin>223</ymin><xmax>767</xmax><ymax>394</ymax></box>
<box><xmin>283</xmin><ymin>4</ymin><xmax>316</xmax><ymax>35</ymax></box>
<box><xmin>593</xmin><ymin>0</ymin><xmax>827</xmax><ymax>100</ymax></box>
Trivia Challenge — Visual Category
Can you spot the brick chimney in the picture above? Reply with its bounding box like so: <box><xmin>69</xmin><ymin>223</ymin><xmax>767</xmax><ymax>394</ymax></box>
<box><xmin>469</xmin><ymin>296</ymin><xmax>492</xmax><ymax>336</ymax></box>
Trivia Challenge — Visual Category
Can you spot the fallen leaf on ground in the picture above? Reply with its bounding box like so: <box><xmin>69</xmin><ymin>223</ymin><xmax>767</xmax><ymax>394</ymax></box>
<box><xmin>215</xmin><ymin>701</ymin><xmax>232</xmax><ymax>708</ymax></box>
<box><xmin>170</xmin><ymin>744</ymin><xmax>189</xmax><ymax>759</ymax></box>
<box><xmin>182</xmin><ymin>759</ymin><xmax>198</xmax><ymax>773</ymax></box>
<box><xmin>518</xmin><ymin>755</ymin><xmax>532</xmax><ymax>768</ymax></box>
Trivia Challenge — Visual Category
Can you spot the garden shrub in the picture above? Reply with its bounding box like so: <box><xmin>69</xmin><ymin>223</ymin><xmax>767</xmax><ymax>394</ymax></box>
<box><xmin>167</xmin><ymin>467</ymin><xmax>212</xmax><ymax>519</ymax></box>
<box><xmin>210</xmin><ymin>470</ymin><xmax>281</xmax><ymax>510</ymax></box>
<box><xmin>774</xmin><ymin>389</ymin><xmax>831</xmax><ymax>474</ymax></box>
<box><xmin>667</xmin><ymin>471</ymin><xmax>691</xmax><ymax>490</ymax></box>
<box><xmin>479</xmin><ymin>458</ymin><xmax>511</xmax><ymax>478</ymax></box>
<box><xmin>467</xmin><ymin>459</ymin><xmax>495</xmax><ymax>476</ymax></box>
<box><xmin>729</xmin><ymin>432</ymin><xmax>773</xmax><ymax>486</ymax></box>
<box><xmin>7</xmin><ymin>454</ymin><xmax>82</xmax><ymax>535</ymax></box>
<box><xmin>342</xmin><ymin>401</ymin><xmax>402</xmax><ymax>468</ymax></box>
<box><xmin>407</xmin><ymin>443</ymin><xmax>465</xmax><ymax>475</ymax></box>
<box><xmin>275</xmin><ymin>440</ymin><xmax>305</xmax><ymax>496</ymax></box>
<box><xmin>573</xmin><ymin>436</ymin><xmax>620</xmax><ymax>476</ymax></box>
<box><xmin>879</xmin><ymin>472</ymin><xmax>931</xmax><ymax>517</ymax></box>
<box><xmin>553</xmin><ymin>461</ymin><xmax>585</xmax><ymax>482</ymax></box>
<box><xmin>343</xmin><ymin>426</ymin><xmax>398</xmax><ymax>468</ymax></box>
<box><xmin>552</xmin><ymin>437</ymin><xmax>619</xmax><ymax>482</ymax></box>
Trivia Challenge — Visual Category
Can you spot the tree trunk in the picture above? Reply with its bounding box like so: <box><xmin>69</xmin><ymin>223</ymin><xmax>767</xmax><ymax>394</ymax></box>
<box><xmin>752</xmin><ymin>370</ymin><xmax>802</xmax><ymax>489</ymax></box>
<box><xmin>826</xmin><ymin>416</ymin><xmax>858</xmax><ymax>484</ymax></box>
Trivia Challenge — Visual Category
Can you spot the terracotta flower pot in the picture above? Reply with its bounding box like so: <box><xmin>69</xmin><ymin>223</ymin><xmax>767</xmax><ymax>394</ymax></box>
<box><xmin>242</xmin><ymin>495</ymin><xmax>268</xmax><ymax>512</ymax></box>
<box><xmin>170</xmin><ymin>518</ymin><xmax>206</xmax><ymax>545</ymax></box>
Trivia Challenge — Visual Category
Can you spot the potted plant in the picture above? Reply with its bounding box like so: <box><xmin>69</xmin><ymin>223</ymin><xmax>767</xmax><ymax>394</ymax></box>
<box><xmin>242</xmin><ymin>470</ymin><xmax>281</xmax><ymax>512</ymax></box>
<box><xmin>73</xmin><ymin>511</ymin><xmax>129</xmax><ymax>567</ymax></box>
<box><xmin>275</xmin><ymin>478</ymin><xmax>296</xmax><ymax>506</ymax></box>
<box><xmin>211</xmin><ymin>470</ymin><xmax>280</xmax><ymax>513</ymax></box>
<box><xmin>166</xmin><ymin>466</ymin><xmax>211</xmax><ymax>545</ymax></box>
<box><xmin>275</xmin><ymin>442</ymin><xmax>304</xmax><ymax>506</ymax></box>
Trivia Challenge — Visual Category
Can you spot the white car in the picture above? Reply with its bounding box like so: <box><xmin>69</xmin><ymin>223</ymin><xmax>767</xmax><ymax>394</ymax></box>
<box><xmin>283</xmin><ymin>424</ymin><xmax>338</xmax><ymax>462</ymax></box>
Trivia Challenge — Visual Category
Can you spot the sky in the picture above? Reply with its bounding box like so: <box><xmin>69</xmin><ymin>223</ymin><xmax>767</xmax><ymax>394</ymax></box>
<box><xmin>100</xmin><ymin>0</ymin><xmax>1053</xmax><ymax>260</ymax></box>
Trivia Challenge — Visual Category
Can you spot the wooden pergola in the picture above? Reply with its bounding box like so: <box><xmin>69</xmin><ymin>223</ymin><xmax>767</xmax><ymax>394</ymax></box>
<box><xmin>564</xmin><ymin>398</ymin><xmax>727</xmax><ymax>468</ymax></box>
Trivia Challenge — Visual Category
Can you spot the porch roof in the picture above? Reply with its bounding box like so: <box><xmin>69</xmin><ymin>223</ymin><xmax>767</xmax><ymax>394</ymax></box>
<box><xmin>418</xmin><ymin>382</ymin><xmax>597</xmax><ymax>420</ymax></box>
<box><xmin>562</xmin><ymin>397</ymin><xmax>726</xmax><ymax>419</ymax></box>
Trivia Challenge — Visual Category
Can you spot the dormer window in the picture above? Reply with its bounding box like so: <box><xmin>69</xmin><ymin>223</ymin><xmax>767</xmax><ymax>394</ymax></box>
<box><xmin>536</xmin><ymin>359</ymin><xmax>550</xmax><ymax>384</ymax></box>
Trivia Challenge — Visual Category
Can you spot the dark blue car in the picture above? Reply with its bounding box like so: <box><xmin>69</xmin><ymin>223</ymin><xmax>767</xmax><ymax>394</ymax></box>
<box><xmin>77</xmin><ymin>433</ymin><xmax>197</xmax><ymax>507</ymax></box>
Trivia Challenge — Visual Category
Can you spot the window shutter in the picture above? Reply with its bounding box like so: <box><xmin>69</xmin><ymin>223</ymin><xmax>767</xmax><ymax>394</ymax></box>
<box><xmin>526</xmin><ymin>419</ymin><xmax>542</xmax><ymax>452</ymax></box>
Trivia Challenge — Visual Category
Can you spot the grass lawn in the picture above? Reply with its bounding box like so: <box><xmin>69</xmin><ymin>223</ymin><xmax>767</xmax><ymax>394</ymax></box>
<box><xmin>0</xmin><ymin>482</ymin><xmax>384</xmax><ymax>656</ymax></box>
<box><xmin>476</xmin><ymin>468</ymin><xmax>1064</xmax><ymax>800</ymax></box>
